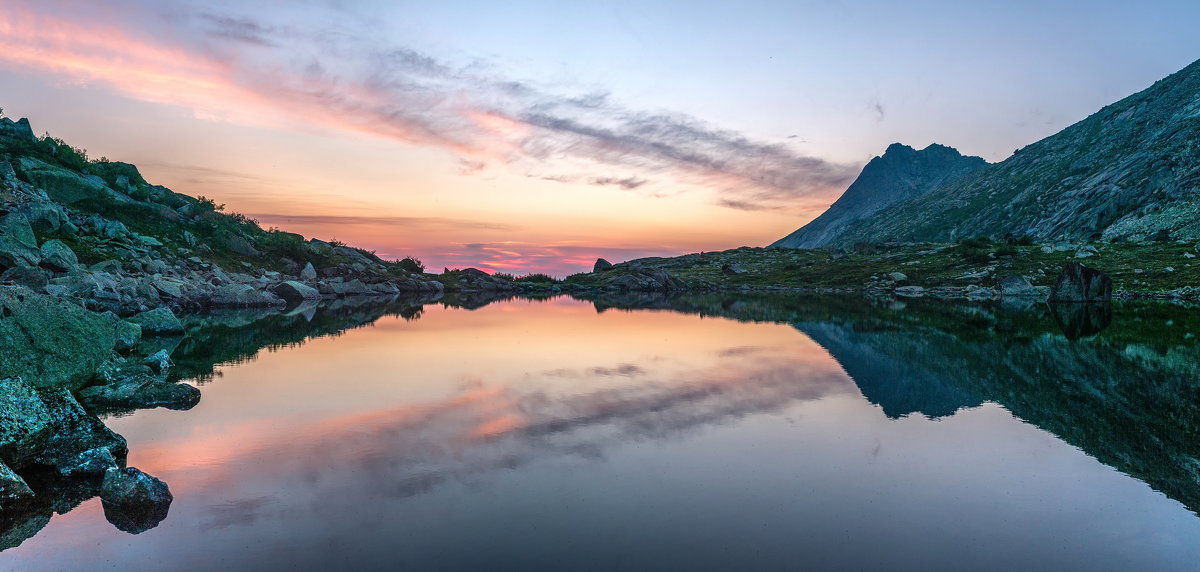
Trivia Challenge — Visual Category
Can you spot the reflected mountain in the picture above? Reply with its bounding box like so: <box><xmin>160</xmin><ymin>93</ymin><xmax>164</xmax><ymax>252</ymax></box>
<box><xmin>581</xmin><ymin>291</ymin><xmax>1200</xmax><ymax>514</ymax></box>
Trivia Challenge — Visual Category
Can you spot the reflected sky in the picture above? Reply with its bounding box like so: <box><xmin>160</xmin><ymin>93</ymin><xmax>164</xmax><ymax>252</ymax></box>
<box><xmin>5</xmin><ymin>298</ymin><xmax>1200</xmax><ymax>571</ymax></box>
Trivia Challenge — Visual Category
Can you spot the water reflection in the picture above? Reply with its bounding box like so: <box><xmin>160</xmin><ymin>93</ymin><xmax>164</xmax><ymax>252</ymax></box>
<box><xmin>4</xmin><ymin>292</ymin><xmax>1200</xmax><ymax>570</ymax></box>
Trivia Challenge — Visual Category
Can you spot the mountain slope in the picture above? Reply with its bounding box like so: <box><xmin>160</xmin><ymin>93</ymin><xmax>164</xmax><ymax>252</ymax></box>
<box><xmin>772</xmin><ymin>143</ymin><xmax>987</xmax><ymax>248</ymax></box>
<box><xmin>828</xmin><ymin>57</ymin><xmax>1200</xmax><ymax>246</ymax></box>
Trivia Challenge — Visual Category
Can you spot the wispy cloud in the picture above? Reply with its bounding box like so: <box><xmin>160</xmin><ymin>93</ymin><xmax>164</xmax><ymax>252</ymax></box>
<box><xmin>0</xmin><ymin>1</ymin><xmax>856</xmax><ymax>211</ymax></box>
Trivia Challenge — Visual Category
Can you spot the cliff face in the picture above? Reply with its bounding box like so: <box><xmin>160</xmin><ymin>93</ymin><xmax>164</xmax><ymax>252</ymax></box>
<box><xmin>772</xmin><ymin>143</ymin><xmax>987</xmax><ymax>248</ymax></box>
<box><xmin>824</xmin><ymin>58</ymin><xmax>1200</xmax><ymax>246</ymax></box>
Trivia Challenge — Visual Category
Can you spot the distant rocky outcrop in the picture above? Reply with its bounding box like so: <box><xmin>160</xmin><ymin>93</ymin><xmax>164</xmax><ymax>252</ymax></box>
<box><xmin>820</xmin><ymin>57</ymin><xmax>1200</xmax><ymax>246</ymax></box>
<box><xmin>772</xmin><ymin>143</ymin><xmax>987</xmax><ymax>248</ymax></box>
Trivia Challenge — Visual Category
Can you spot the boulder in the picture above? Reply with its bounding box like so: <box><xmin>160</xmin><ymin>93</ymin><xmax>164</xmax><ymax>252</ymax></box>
<box><xmin>721</xmin><ymin>264</ymin><xmax>748</xmax><ymax>275</ymax></box>
<box><xmin>15</xmin><ymin>157</ymin><xmax>114</xmax><ymax>205</ymax></box>
<box><xmin>997</xmin><ymin>275</ymin><xmax>1041</xmax><ymax>298</ymax></box>
<box><xmin>209</xmin><ymin>283</ymin><xmax>281</xmax><ymax>307</ymax></box>
<box><xmin>142</xmin><ymin>349</ymin><xmax>172</xmax><ymax>372</ymax></box>
<box><xmin>299</xmin><ymin>262</ymin><xmax>318</xmax><ymax>281</ymax></box>
<box><xmin>0</xmin><ymin>117</ymin><xmax>36</xmax><ymax>141</ymax></box>
<box><xmin>894</xmin><ymin>285</ymin><xmax>926</xmax><ymax>298</ymax></box>
<box><xmin>0</xmin><ymin>266</ymin><xmax>50</xmax><ymax>289</ymax></box>
<box><xmin>887</xmin><ymin>272</ymin><xmax>908</xmax><ymax>282</ymax></box>
<box><xmin>28</xmin><ymin>389</ymin><xmax>128</xmax><ymax>474</ymax></box>
<box><xmin>218</xmin><ymin>233</ymin><xmax>261</xmax><ymax>257</ymax></box>
<box><xmin>0</xmin><ymin>377</ymin><xmax>56</xmax><ymax>461</ymax></box>
<box><xmin>100</xmin><ymin>467</ymin><xmax>173</xmax><ymax>534</ymax></box>
<box><xmin>16</xmin><ymin>202</ymin><xmax>66</xmax><ymax>233</ymax></box>
<box><xmin>38</xmin><ymin>239</ymin><xmax>80</xmax><ymax>272</ymax></box>
<box><xmin>127</xmin><ymin>307</ymin><xmax>184</xmax><ymax>335</ymax></box>
<box><xmin>0</xmin><ymin>213</ymin><xmax>41</xmax><ymax>269</ymax></box>
<box><xmin>1048</xmin><ymin>262</ymin><xmax>1112</xmax><ymax>302</ymax></box>
<box><xmin>273</xmin><ymin>280</ymin><xmax>322</xmax><ymax>303</ymax></box>
<box><xmin>0</xmin><ymin>288</ymin><xmax>117</xmax><ymax>390</ymax></box>
<box><xmin>77</xmin><ymin>376</ymin><xmax>200</xmax><ymax>413</ymax></box>
<box><xmin>113</xmin><ymin>321</ymin><xmax>142</xmax><ymax>352</ymax></box>
<box><xmin>0</xmin><ymin>462</ymin><xmax>34</xmax><ymax>506</ymax></box>
<box><xmin>593</xmin><ymin>258</ymin><xmax>614</xmax><ymax>272</ymax></box>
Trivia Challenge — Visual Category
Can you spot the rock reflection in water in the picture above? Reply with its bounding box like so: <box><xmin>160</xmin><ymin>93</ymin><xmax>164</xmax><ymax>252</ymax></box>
<box><xmin>4</xmin><ymin>292</ymin><xmax>1200</xmax><ymax>570</ymax></box>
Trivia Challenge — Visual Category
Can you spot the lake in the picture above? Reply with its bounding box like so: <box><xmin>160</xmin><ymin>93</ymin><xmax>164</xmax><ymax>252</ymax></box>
<box><xmin>4</xmin><ymin>294</ymin><xmax>1200</xmax><ymax>571</ymax></box>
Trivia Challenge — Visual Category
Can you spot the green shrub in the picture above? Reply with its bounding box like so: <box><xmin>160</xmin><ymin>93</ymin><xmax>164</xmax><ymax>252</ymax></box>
<box><xmin>397</xmin><ymin>256</ymin><xmax>425</xmax><ymax>273</ymax></box>
<box><xmin>515</xmin><ymin>273</ymin><xmax>558</xmax><ymax>284</ymax></box>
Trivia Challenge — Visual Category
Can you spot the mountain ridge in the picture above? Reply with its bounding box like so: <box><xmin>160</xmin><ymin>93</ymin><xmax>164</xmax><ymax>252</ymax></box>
<box><xmin>775</xmin><ymin>57</ymin><xmax>1200</xmax><ymax>248</ymax></box>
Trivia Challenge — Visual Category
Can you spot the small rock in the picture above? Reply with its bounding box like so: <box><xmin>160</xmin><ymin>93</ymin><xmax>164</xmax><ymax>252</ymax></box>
<box><xmin>997</xmin><ymin>275</ymin><xmax>1040</xmax><ymax>298</ymax></box>
<box><xmin>887</xmin><ymin>272</ymin><xmax>907</xmax><ymax>282</ymax></box>
<box><xmin>100</xmin><ymin>467</ymin><xmax>173</xmax><ymax>534</ymax></box>
<box><xmin>895</xmin><ymin>285</ymin><xmax>925</xmax><ymax>298</ymax></box>
<box><xmin>1164</xmin><ymin>266</ymin><xmax>1175</xmax><ymax>273</ymax></box>
<box><xmin>143</xmin><ymin>349</ymin><xmax>172</xmax><ymax>372</ymax></box>
<box><xmin>1185</xmin><ymin>253</ymin><xmax>1196</xmax><ymax>259</ymax></box>
<box><xmin>1040</xmin><ymin>246</ymin><xmax>1054</xmax><ymax>254</ymax></box>
<box><xmin>299</xmin><ymin>262</ymin><xmax>318</xmax><ymax>281</ymax></box>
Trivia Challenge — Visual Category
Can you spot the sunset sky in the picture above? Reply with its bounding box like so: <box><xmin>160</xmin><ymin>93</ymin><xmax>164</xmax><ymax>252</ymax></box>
<box><xmin>1</xmin><ymin>1</ymin><xmax>1197</xmax><ymax>275</ymax></box>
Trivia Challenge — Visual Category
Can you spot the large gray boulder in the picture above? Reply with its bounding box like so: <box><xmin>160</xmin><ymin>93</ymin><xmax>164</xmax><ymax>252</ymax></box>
<box><xmin>39</xmin><ymin>239</ymin><xmax>80</xmax><ymax>273</ymax></box>
<box><xmin>273</xmin><ymin>280</ymin><xmax>322</xmax><ymax>303</ymax></box>
<box><xmin>1048</xmin><ymin>262</ymin><xmax>1112</xmax><ymax>302</ymax></box>
<box><xmin>0</xmin><ymin>288</ymin><xmax>117</xmax><ymax>390</ymax></box>
<box><xmin>127</xmin><ymin>307</ymin><xmax>184</xmax><ymax>335</ymax></box>
<box><xmin>0</xmin><ymin>266</ymin><xmax>50</xmax><ymax>289</ymax></box>
<box><xmin>15</xmin><ymin>157</ymin><xmax>113</xmax><ymax>205</ymax></box>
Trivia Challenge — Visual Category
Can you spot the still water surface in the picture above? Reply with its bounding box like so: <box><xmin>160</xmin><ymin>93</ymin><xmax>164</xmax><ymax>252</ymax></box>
<box><xmin>6</xmin><ymin>296</ymin><xmax>1200</xmax><ymax>570</ymax></box>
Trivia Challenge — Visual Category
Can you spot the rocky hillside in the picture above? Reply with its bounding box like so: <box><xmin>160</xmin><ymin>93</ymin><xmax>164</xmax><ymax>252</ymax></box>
<box><xmin>783</xmin><ymin>57</ymin><xmax>1200</xmax><ymax>248</ymax></box>
<box><xmin>0</xmin><ymin>115</ymin><xmax>442</xmax><ymax>315</ymax></box>
<box><xmin>771</xmin><ymin>143</ymin><xmax>987</xmax><ymax>248</ymax></box>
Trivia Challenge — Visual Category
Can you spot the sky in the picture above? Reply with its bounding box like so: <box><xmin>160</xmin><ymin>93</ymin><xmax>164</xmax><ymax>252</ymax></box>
<box><xmin>1</xmin><ymin>1</ymin><xmax>1197</xmax><ymax>276</ymax></box>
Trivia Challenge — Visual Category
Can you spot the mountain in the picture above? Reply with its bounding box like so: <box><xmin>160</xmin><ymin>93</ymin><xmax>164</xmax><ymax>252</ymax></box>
<box><xmin>771</xmin><ymin>143</ymin><xmax>987</xmax><ymax>248</ymax></box>
<box><xmin>777</xmin><ymin>57</ymin><xmax>1200</xmax><ymax>248</ymax></box>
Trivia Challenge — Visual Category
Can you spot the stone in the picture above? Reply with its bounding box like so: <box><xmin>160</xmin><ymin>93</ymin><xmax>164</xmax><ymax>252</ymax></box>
<box><xmin>77</xmin><ymin>376</ymin><xmax>200</xmax><ymax>413</ymax></box>
<box><xmin>721</xmin><ymin>263</ymin><xmax>748</xmax><ymax>275</ymax></box>
<box><xmin>215</xmin><ymin>233</ymin><xmax>260</xmax><ymax>256</ymax></box>
<box><xmin>57</xmin><ymin>446</ymin><xmax>118</xmax><ymax>477</ymax></box>
<box><xmin>0</xmin><ymin>377</ymin><xmax>55</xmax><ymax>460</ymax></box>
<box><xmin>15</xmin><ymin>157</ymin><xmax>113</xmax><ymax>205</ymax></box>
<box><xmin>1048</xmin><ymin>262</ymin><xmax>1112</xmax><ymax>302</ymax></box>
<box><xmin>299</xmin><ymin>262</ymin><xmax>318</xmax><ymax>281</ymax></box>
<box><xmin>0</xmin><ymin>213</ymin><xmax>41</xmax><ymax>269</ymax></box>
<box><xmin>593</xmin><ymin>258</ymin><xmax>614</xmax><ymax>272</ymax></box>
<box><xmin>16</xmin><ymin>202</ymin><xmax>66</xmax><ymax>233</ymax></box>
<box><xmin>273</xmin><ymin>280</ymin><xmax>322</xmax><ymax>303</ymax></box>
<box><xmin>38</xmin><ymin>239</ymin><xmax>80</xmax><ymax>272</ymax></box>
<box><xmin>0</xmin><ymin>288</ymin><xmax>117</xmax><ymax>390</ymax></box>
<box><xmin>127</xmin><ymin>307</ymin><xmax>184</xmax><ymax>335</ymax></box>
<box><xmin>210</xmin><ymin>283</ymin><xmax>281</xmax><ymax>307</ymax></box>
<box><xmin>997</xmin><ymin>275</ymin><xmax>1041</xmax><ymax>298</ymax></box>
<box><xmin>894</xmin><ymin>285</ymin><xmax>926</xmax><ymax>297</ymax></box>
<box><xmin>0</xmin><ymin>266</ymin><xmax>50</xmax><ymax>289</ymax></box>
<box><xmin>0</xmin><ymin>462</ymin><xmax>34</xmax><ymax>506</ymax></box>
<box><xmin>143</xmin><ymin>350</ymin><xmax>172</xmax><ymax>372</ymax></box>
<box><xmin>114</xmin><ymin>321</ymin><xmax>142</xmax><ymax>352</ymax></box>
<box><xmin>887</xmin><ymin>272</ymin><xmax>908</xmax><ymax>282</ymax></box>
<box><xmin>100</xmin><ymin>467</ymin><xmax>173</xmax><ymax>534</ymax></box>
